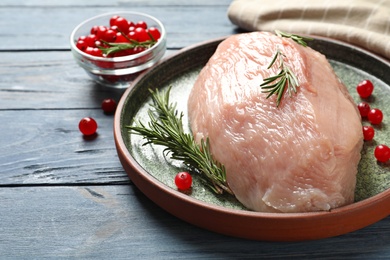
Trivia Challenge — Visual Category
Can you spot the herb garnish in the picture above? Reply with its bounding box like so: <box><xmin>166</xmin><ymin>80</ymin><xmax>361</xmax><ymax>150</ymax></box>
<box><xmin>260</xmin><ymin>49</ymin><xmax>300</xmax><ymax>107</ymax></box>
<box><xmin>99</xmin><ymin>39</ymin><xmax>156</xmax><ymax>56</ymax></box>
<box><xmin>260</xmin><ymin>31</ymin><xmax>313</xmax><ymax>107</ymax></box>
<box><xmin>99</xmin><ymin>31</ymin><xmax>157</xmax><ymax>56</ymax></box>
<box><xmin>275</xmin><ymin>30</ymin><xmax>313</xmax><ymax>47</ymax></box>
<box><xmin>128</xmin><ymin>87</ymin><xmax>233</xmax><ymax>195</ymax></box>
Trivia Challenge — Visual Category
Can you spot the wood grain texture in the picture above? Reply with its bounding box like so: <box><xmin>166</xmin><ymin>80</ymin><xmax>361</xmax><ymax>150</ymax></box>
<box><xmin>0</xmin><ymin>0</ymin><xmax>232</xmax><ymax>6</ymax></box>
<box><xmin>0</xmin><ymin>51</ymin><xmax>151</xmax><ymax>110</ymax></box>
<box><xmin>0</xmin><ymin>1</ymin><xmax>237</xmax><ymax>50</ymax></box>
<box><xmin>1</xmin><ymin>185</ymin><xmax>390</xmax><ymax>259</ymax></box>
<box><xmin>0</xmin><ymin>109</ymin><xmax>128</xmax><ymax>185</ymax></box>
<box><xmin>1</xmin><ymin>0</ymin><xmax>389</xmax><ymax>258</ymax></box>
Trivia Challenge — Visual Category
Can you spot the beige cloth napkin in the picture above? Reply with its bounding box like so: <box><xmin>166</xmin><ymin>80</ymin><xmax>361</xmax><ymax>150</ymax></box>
<box><xmin>228</xmin><ymin>0</ymin><xmax>390</xmax><ymax>60</ymax></box>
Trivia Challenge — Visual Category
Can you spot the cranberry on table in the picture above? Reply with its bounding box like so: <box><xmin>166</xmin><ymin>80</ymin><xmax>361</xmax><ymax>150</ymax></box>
<box><xmin>367</xmin><ymin>108</ymin><xmax>383</xmax><ymax>125</ymax></box>
<box><xmin>174</xmin><ymin>172</ymin><xmax>192</xmax><ymax>190</ymax></box>
<box><xmin>101</xmin><ymin>98</ymin><xmax>117</xmax><ymax>113</ymax></box>
<box><xmin>79</xmin><ymin>117</ymin><xmax>98</xmax><ymax>136</ymax></box>
<box><xmin>374</xmin><ymin>144</ymin><xmax>390</xmax><ymax>163</ymax></box>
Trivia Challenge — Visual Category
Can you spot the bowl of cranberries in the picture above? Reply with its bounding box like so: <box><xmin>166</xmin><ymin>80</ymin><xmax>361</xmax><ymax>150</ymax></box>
<box><xmin>70</xmin><ymin>11</ymin><xmax>166</xmax><ymax>88</ymax></box>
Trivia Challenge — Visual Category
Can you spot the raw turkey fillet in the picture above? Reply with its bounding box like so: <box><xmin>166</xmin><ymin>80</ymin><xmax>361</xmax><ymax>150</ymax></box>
<box><xmin>187</xmin><ymin>32</ymin><xmax>363</xmax><ymax>213</ymax></box>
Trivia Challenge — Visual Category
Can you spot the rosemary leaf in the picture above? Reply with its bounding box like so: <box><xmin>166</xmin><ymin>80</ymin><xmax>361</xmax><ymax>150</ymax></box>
<box><xmin>127</xmin><ymin>87</ymin><xmax>233</xmax><ymax>195</ymax></box>
<box><xmin>99</xmin><ymin>39</ymin><xmax>156</xmax><ymax>56</ymax></box>
<box><xmin>260</xmin><ymin>30</ymin><xmax>312</xmax><ymax>107</ymax></box>
<box><xmin>266</xmin><ymin>49</ymin><xmax>281</xmax><ymax>69</ymax></box>
<box><xmin>275</xmin><ymin>30</ymin><xmax>313</xmax><ymax>46</ymax></box>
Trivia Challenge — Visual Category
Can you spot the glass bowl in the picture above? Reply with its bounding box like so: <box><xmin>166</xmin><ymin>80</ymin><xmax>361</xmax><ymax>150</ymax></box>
<box><xmin>70</xmin><ymin>11</ymin><xmax>166</xmax><ymax>89</ymax></box>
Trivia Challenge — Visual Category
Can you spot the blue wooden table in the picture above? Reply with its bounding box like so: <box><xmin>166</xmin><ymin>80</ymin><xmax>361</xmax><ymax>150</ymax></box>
<box><xmin>1</xmin><ymin>1</ymin><xmax>389</xmax><ymax>259</ymax></box>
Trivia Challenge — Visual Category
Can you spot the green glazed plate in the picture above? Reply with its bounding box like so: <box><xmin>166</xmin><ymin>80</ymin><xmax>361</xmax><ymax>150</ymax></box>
<box><xmin>114</xmin><ymin>36</ymin><xmax>390</xmax><ymax>241</ymax></box>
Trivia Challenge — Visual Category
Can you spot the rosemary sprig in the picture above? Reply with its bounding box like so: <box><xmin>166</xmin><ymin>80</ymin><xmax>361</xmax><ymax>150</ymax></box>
<box><xmin>275</xmin><ymin>30</ymin><xmax>313</xmax><ymax>47</ymax></box>
<box><xmin>99</xmin><ymin>30</ymin><xmax>157</xmax><ymax>56</ymax></box>
<box><xmin>99</xmin><ymin>39</ymin><xmax>156</xmax><ymax>56</ymax></box>
<box><xmin>260</xmin><ymin>30</ymin><xmax>312</xmax><ymax>107</ymax></box>
<box><xmin>260</xmin><ymin>49</ymin><xmax>299</xmax><ymax>107</ymax></box>
<box><xmin>127</xmin><ymin>87</ymin><xmax>233</xmax><ymax>195</ymax></box>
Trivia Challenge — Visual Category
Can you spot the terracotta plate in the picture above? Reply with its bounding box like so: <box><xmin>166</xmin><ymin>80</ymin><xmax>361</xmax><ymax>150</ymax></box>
<box><xmin>114</xmin><ymin>36</ymin><xmax>390</xmax><ymax>241</ymax></box>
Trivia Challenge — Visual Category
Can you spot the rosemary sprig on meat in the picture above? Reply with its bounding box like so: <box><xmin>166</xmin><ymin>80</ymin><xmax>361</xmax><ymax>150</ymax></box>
<box><xmin>127</xmin><ymin>87</ymin><xmax>233</xmax><ymax>195</ymax></box>
<box><xmin>275</xmin><ymin>30</ymin><xmax>313</xmax><ymax>47</ymax></box>
<box><xmin>260</xmin><ymin>31</ymin><xmax>313</xmax><ymax>107</ymax></box>
<box><xmin>260</xmin><ymin>49</ymin><xmax>299</xmax><ymax>107</ymax></box>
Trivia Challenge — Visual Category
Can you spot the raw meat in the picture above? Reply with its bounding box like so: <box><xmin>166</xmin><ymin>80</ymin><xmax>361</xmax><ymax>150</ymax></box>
<box><xmin>187</xmin><ymin>32</ymin><xmax>363</xmax><ymax>213</ymax></box>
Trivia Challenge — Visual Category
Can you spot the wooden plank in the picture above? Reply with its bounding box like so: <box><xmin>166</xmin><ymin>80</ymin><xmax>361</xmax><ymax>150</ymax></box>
<box><xmin>0</xmin><ymin>0</ymin><xmax>232</xmax><ymax>6</ymax></box>
<box><xmin>0</xmin><ymin>185</ymin><xmax>389</xmax><ymax>259</ymax></box>
<box><xmin>0</xmin><ymin>54</ymin><xmax>134</xmax><ymax>186</ymax></box>
<box><xmin>0</xmin><ymin>109</ymin><xmax>128</xmax><ymax>185</ymax></box>
<box><xmin>0</xmin><ymin>3</ymin><xmax>237</xmax><ymax>50</ymax></box>
<box><xmin>0</xmin><ymin>51</ymin><xmax>179</xmax><ymax>110</ymax></box>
